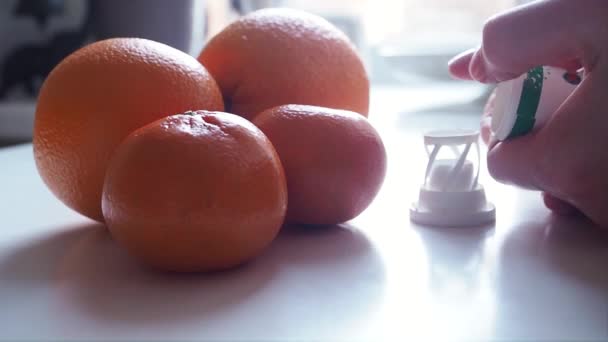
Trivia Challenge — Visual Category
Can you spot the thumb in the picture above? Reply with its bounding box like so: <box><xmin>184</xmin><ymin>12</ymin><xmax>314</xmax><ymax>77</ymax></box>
<box><xmin>487</xmin><ymin>131</ymin><xmax>543</xmax><ymax>190</ymax></box>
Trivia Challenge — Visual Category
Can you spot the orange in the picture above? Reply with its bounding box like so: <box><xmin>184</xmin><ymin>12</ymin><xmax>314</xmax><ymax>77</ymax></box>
<box><xmin>102</xmin><ymin>110</ymin><xmax>287</xmax><ymax>272</ymax></box>
<box><xmin>252</xmin><ymin>104</ymin><xmax>386</xmax><ymax>225</ymax></box>
<box><xmin>33</xmin><ymin>38</ymin><xmax>223</xmax><ymax>222</ymax></box>
<box><xmin>198</xmin><ymin>8</ymin><xmax>369</xmax><ymax>120</ymax></box>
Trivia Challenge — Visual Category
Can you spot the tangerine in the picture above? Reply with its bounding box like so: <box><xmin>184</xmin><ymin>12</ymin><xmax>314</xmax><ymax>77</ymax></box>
<box><xmin>34</xmin><ymin>38</ymin><xmax>223</xmax><ymax>221</ymax></box>
<box><xmin>102</xmin><ymin>111</ymin><xmax>287</xmax><ymax>272</ymax></box>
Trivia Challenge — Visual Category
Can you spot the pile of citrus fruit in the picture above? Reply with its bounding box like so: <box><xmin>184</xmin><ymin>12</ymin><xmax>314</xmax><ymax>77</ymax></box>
<box><xmin>33</xmin><ymin>8</ymin><xmax>386</xmax><ymax>272</ymax></box>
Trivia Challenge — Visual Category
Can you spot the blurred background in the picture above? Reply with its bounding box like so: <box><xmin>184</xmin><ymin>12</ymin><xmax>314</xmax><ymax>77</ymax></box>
<box><xmin>0</xmin><ymin>0</ymin><xmax>523</xmax><ymax>147</ymax></box>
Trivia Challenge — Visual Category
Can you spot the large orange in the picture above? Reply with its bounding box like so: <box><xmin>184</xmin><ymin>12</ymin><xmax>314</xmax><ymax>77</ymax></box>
<box><xmin>198</xmin><ymin>8</ymin><xmax>369</xmax><ymax>120</ymax></box>
<box><xmin>34</xmin><ymin>38</ymin><xmax>223</xmax><ymax>221</ymax></box>
<box><xmin>102</xmin><ymin>111</ymin><xmax>287</xmax><ymax>272</ymax></box>
<box><xmin>252</xmin><ymin>104</ymin><xmax>386</xmax><ymax>225</ymax></box>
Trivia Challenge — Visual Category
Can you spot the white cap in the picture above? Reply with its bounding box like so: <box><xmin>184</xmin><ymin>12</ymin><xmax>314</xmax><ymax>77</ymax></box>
<box><xmin>492</xmin><ymin>66</ymin><xmax>581</xmax><ymax>140</ymax></box>
<box><xmin>410</xmin><ymin>130</ymin><xmax>495</xmax><ymax>227</ymax></box>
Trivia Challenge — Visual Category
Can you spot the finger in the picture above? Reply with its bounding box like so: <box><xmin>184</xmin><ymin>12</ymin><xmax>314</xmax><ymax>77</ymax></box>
<box><xmin>448</xmin><ymin>48</ymin><xmax>475</xmax><ymax>80</ymax></box>
<box><xmin>542</xmin><ymin>192</ymin><xmax>581</xmax><ymax>216</ymax></box>
<box><xmin>470</xmin><ymin>0</ymin><xmax>596</xmax><ymax>83</ymax></box>
<box><xmin>470</xmin><ymin>51</ymin><xmax>584</xmax><ymax>83</ymax></box>
<box><xmin>450</xmin><ymin>48</ymin><xmax>582</xmax><ymax>82</ymax></box>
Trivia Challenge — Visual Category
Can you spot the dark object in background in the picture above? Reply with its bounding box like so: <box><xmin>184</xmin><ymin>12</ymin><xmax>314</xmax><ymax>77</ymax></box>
<box><xmin>90</xmin><ymin>0</ymin><xmax>195</xmax><ymax>54</ymax></box>
<box><xmin>0</xmin><ymin>0</ymin><xmax>202</xmax><ymax>146</ymax></box>
<box><xmin>231</xmin><ymin>0</ymin><xmax>244</xmax><ymax>14</ymax></box>
<box><xmin>0</xmin><ymin>45</ymin><xmax>47</xmax><ymax>99</ymax></box>
<box><xmin>0</xmin><ymin>0</ymin><xmax>94</xmax><ymax>100</ymax></box>
<box><xmin>14</xmin><ymin>0</ymin><xmax>64</xmax><ymax>29</ymax></box>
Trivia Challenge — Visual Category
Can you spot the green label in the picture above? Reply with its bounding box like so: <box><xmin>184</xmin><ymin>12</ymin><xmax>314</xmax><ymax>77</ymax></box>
<box><xmin>508</xmin><ymin>66</ymin><xmax>544</xmax><ymax>138</ymax></box>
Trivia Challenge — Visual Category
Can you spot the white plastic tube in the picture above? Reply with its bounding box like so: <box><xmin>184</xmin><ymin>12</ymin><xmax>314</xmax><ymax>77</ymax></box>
<box><xmin>491</xmin><ymin>66</ymin><xmax>582</xmax><ymax>140</ymax></box>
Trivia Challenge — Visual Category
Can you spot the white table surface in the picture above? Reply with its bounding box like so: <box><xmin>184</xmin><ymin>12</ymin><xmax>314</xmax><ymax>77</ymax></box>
<box><xmin>1</xmin><ymin>84</ymin><xmax>607</xmax><ymax>341</ymax></box>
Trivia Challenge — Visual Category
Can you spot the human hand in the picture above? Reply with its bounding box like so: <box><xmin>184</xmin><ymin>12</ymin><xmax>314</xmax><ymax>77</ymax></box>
<box><xmin>448</xmin><ymin>0</ymin><xmax>608</xmax><ymax>226</ymax></box>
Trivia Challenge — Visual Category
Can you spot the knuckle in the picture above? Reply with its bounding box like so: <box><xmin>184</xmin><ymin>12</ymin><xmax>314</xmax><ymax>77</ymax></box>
<box><xmin>486</xmin><ymin>138</ymin><xmax>544</xmax><ymax>190</ymax></box>
<box><xmin>486</xmin><ymin>147</ymin><xmax>510</xmax><ymax>184</ymax></box>
<box><xmin>486</xmin><ymin>150</ymin><xmax>500</xmax><ymax>180</ymax></box>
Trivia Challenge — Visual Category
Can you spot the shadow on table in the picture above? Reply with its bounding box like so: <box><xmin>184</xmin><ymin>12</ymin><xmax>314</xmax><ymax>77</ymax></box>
<box><xmin>542</xmin><ymin>216</ymin><xmax>608</xmax><ymax>288</ymax></box>
<box><xmin>0</xmin><ymin>223</ymin><xmax>103</xmax><ymax>285</ymax></box>
<box><xmin>498</xmin><ymin>215</ymin><xmax>608</xmax><ymax>292</ymax></box>
<box><xmin>273</xmin><ymin>223</ymin><xmax>381</xmax><ymax>267</ymax></box>
<box><xmin>0</xmin><ymin>221</ymin><xmax>384</xmax><ymax>327</ymax></box>
<box><xmin>494</xmin><ymin>215</ymin><xmax>608</xmax><ymax>339</ymax></box>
